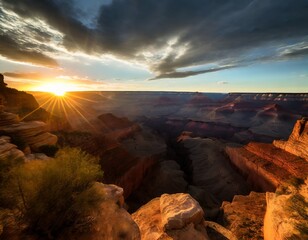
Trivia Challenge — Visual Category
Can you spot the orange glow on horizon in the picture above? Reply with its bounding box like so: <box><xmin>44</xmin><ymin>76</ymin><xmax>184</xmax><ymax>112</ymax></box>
<box><xmin>35</xmin><ymin>82</ymin><xmax>75</xmax><ymax>96</ymax></box>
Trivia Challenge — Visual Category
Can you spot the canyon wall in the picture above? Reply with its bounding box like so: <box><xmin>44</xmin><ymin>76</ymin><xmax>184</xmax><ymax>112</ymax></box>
<box><xmin>273</xmin><ymin>118</ymin><xmax>308</xmax><ymax>160</ymax></box>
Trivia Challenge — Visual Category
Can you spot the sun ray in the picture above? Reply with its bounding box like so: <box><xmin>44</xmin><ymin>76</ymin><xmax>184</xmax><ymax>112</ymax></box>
<box><xmin>20</xmin><ymin>96</ymin><xmax>55</xmax><ymax>121</ymax></box>
<box><xmin>64</xmin><ymin>97</ymin><xmax>94</xmax><ymax>128</ymax></box>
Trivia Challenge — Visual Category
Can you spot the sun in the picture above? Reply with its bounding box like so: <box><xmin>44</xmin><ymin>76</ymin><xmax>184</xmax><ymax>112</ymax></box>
<box><xmin>36</xmin><ymin>82</ymin><xmax>71</xmax><ymax>96</ymax></box>
<box><xmin>53</xmin><ymin>89</ymin><xmax>66</xmax><ymax>96</ymax></box>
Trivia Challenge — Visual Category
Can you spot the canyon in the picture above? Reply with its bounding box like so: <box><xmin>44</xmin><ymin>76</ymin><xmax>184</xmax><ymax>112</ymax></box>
<box><xmin>0</xmin><ymin>82</ymin><xmax>307</xmax><ymax>239</ymax></box>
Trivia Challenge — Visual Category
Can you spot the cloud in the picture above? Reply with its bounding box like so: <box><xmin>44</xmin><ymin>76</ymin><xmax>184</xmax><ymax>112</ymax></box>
<box><xmin>1</xmin><ymin>0</ymin><xmax>308</xmax><ymax>78</ymax></box>
<box><xmin>3</xmin><ymin>71</ymin><xmax>43</xmax><ymax>79</ymax></box>
<box><xmin>0</xmin><ymin>34</ymin><xmax>58</xmax><ymax>67</ymax></box>
<box><xmin>150</xmin><ymin>65</ymin><xmax>236</xmax><ymax>80</ymax></box>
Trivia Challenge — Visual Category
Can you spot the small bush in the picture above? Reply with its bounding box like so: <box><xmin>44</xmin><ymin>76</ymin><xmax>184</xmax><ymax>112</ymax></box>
<box><xmin>38</xmin><ymin>145</ymin><xmax>59</xmax><ymax>157</ymax></box>
<box><xmin>10</xmin><ymin>148</ymin><xmax>104</xmax><ymax>237</ymax></box>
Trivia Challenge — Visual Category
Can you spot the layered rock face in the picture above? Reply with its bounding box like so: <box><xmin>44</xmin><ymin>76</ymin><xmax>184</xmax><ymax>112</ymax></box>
<box><xmin>264</xmin><ymin>178</ymin><xmax>308</xmax><ymax>240</ymax></box>
<box><xmin>226</xmin><ymin>140</ymin><xmax>308</xmax><ymax>192</ymax></box>
<box><xmin>132</xmin><ymin>193</ymin><xmax>209</xmax><ymax>240</ymax></box>
<box><xmin>273</xmin><ymin>118</ymin><xmax>308</xmax><ymax>160</ymax></box>
<box><xmin>178</xmin><ymin>136</ymin><xmax>250</xmax><ymax>203</ymax></box>
<box><xmin>0</xmin><ymin>136</ymin><xmax>25</xmax><ymax>161</ymax></box>
<box><xmin>0</xmin><ymin>107</ymin><xmax>57</xmax><ymax>152</ymax></box>
<box><xmin>221</xmin><ymin>192</ymin><xmax>266</xmax><ymax>240</ymax></box>
<box><xmin>222</xmin><ymin>119</ymin><xmax>308</xmax><ymax>239</ymax></box>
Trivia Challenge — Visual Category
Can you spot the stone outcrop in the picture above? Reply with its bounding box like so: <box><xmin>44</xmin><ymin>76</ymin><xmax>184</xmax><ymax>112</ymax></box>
<box><xmin>132</xmin><ymin>193</ymin><xmax>210</xmax><ymax>240</ymax></box>
<box><xmin>221</xmin><ymin>192</ymin><xmax>266</xmax><ymax>240</ymax></box>
<box><xmin>0</xmin><ymin>107</ymin><xmax>57</xmax><ymax>152</ymax></box>
<box><xmin>273</xmin><ymin>118</ymin><xmax>308</xmax><ymax>160</ymax></box>
<box><xmin>264</xmin><ymin>178</ymin><xmax>308</xmax><ymax>240</ymax></box>
<box><xmin>178</xmin><ymin>136</ymin><xmax>250</xmax><ymax>202</ymax></box>
<box><xmin>226</xmin><ymin>140</ymin><xmax>308</xmax><ymax>192</ymax></box>
<box><xmin>0</xmin><ymin>136</ymin><xmax>25</xmax><ymax>161</ymax></box>
<box><xmin>160</xmin><ymin>193</ymin><xmax>204</xmax><ymax>231</ymax></box>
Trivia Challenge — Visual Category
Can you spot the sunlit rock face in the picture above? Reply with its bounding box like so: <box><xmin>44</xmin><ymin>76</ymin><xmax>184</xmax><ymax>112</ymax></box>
<box><xmin>274</xmin><ymin>118</ymin><xmax>308</xmax><ymax>160</ymax></box>
<box><xmin>0</xmin><ymin>107</ymin><xmax>57</xmax><ymax>153</ymax></box>
<box><xmin>264</xmin><ymin>178</ymin><xmax>308</xmax><ymax>240</ymax></box>
<box><xmin>221</xmin><ymin>192</ymin><xmax>266</xmax><ymax>240</ymax></box>
<box><xmin>225</xmin><ymin>141</ymin><xmax>308</xmax><ymax>192</ymax></box>
<box><xmin>222</xmin><ymin>119</ymin><xmax>308</xmax><ymax>239</ymax></box>
<box><xmin>132</xmin><ymin>193</ymin><xmax>210</xmax><ymax>240</ymax></box>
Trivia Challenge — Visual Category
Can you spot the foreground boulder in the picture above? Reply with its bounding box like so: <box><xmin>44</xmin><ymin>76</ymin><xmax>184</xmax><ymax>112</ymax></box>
<box><xmin>160</xmin><ymin>193</ymin><xmax>204</xmax><ymax>231</ymax></box>
<box><xmin>132</xmin><ymin>193</ymin><xmax>210</xmax><ymax>240</ymax></box>
<box><xmin>264</xmin><ymin>178</ymin><xmax>308</xmax><ymax>240</ymax></box>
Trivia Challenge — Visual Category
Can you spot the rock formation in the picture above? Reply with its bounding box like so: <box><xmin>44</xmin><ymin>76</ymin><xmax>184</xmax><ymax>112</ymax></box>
<box><xmin>273</xmin><ymin>118</ymin><xmax>308</xmax><ymax>160</ymax></box>
<box><xmin>178</xmin><ymin>136</ymin><xmax>250</xmax><ymax>203</ymax></box>
<box><xmin>160</xmin><ymin>193</ymin><xmax>204</xmax><ymax>230</ymax></box>
<box><xmin>132</xmin><ymin>193</ymin><xmax>210</xmax><ymax>240</ymax></box>
<box><xmin>222</xmin><ymin>119</ymin><xmax>308</xmax><ymax>239</ymax></box>
<box><xmin>221</xmin><ymin>192</ymin><xmax>266</xmax><ymax>240</ymax></box>
<box><xmin>0</xmin><ymin>107</ymin><xmax>57</xmax><ymax>152</ymax></box>
<box><xmin>226</xmin><ymin>140</ymin><xmax>308</xmax><ymax>192</ymax></box>
<box><xmin>0</xmin><ymin>136</ymin><xmax>25</xmax><ymax>162</ymax></box>
<box><xmin>264</xmin><ymin>178</ymin><xmax>308</xmax><ymax>240</ymax></box>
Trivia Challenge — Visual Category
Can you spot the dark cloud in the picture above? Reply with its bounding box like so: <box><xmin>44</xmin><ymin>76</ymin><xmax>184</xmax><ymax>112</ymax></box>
<box><xmin>1</xmin><ymin>0</ymin><xmax>308</xmax><ymax>78</ymax></box>
<box><xmin>0</xmin><ymin>34</ymin><xmax>58</xmax><ymax>67</ymax></box>
<box><xmin>3</xmin><ymin>72</ymin><xmax>43</xmax><ymax>79</ymax></box>
<box><xmin>1</xmin><ymin>0</ymin><xmax>96</xmax><ymax>52</ymax></box>
<box><xmin>280</xmin><ymin>47</ymin><xmax>308</xmax><ymax>59</ymax></box>
<box><xmin>150</xmin><ymin>65</ymin><xmax>237</xmax><ymax>80</ymax></box>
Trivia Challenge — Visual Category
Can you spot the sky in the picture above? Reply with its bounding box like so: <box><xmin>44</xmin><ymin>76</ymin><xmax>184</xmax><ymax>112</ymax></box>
<box><xmin>0</xmin><ymin>0</ymin><xmax>308</xmax><ymax>93</ymax></box>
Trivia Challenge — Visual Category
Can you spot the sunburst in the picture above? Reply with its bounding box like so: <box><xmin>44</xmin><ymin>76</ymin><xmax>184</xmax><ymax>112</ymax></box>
<box><xmin>21</xmin><ymin>83</ymin><xmax>100</xmax><ymax>130</ymax></box>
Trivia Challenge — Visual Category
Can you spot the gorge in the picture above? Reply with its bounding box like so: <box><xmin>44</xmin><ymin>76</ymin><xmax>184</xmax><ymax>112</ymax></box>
<box><xmin>0</xmin><ymin>81</ymin><xmax>307</xmax><ymax>239</ymax></box>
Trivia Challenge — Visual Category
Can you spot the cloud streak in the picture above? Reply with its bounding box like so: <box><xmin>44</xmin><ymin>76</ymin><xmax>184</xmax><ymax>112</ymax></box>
<box><xmin>1</xmin><ymin>0</ymin><xmax>308</xmax><ymax>79</ymax></box>
<box><xmin>0</xmin><ymin>34</ymin><xmax>58</xmax><ymax>67</ymax></box>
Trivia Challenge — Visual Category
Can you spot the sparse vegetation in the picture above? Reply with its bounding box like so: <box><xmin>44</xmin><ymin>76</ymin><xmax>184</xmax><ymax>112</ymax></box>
<box><xmin>2</xmin><ymin>148</ymin><xmax>104</xmax><ymax>238</ymax></box>
<box><xmin>0</xmin><ymin>154</ymin><xmax>24</xmax><ymax>208</ymax></box>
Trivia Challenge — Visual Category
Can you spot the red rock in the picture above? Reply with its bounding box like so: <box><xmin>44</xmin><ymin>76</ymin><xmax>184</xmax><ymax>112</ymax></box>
<box><xmin>273</xmin><ymin>118</ymin><xmax>308</xmax><ymax>160</ymax></box>
<box><xmin>221</xmin><ymin>192</ymin><xmax>266</xmax><ymax>240</ymax></box>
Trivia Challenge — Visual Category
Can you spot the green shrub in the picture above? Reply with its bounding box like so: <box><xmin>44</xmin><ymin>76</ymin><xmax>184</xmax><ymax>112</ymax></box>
<box><xmin>38</xmin><ymin>145</ymin><xmax>59</xmax><ymax>157</ymax></box>
<box><xmin>10</xmin><ymin>148</ymin><xmax>104</xmax><ymax>237</ymax></box>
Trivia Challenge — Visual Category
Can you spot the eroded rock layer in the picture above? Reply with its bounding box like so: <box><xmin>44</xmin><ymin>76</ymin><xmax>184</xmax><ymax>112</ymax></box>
<box><xmin>273</xmin><ymin>118</ymin><xmax>308</xmax><ymax>160</ymax></box>
<box><xmin>264</xmin><ymin>178</ymin><xmax>308</xmax><ymax>240</ymax></box>
<box><xmin>221</xmin><ymin>192</ymin><xmax>266</xmax><ymax>240</ymax></box>
<box><xmin>226</xmin><ymin>141</ymin><xmax>308</xmax><ymax>192</ymax></box>
<box><xmin>132</xmin><ymin>193</ymin><xmax>209</xmax><ymax>240</ymax></box>
<box><xmin>0</xmin><ymin>107</ymin><xmax>57</xmax><ymax>152</ymax></box>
